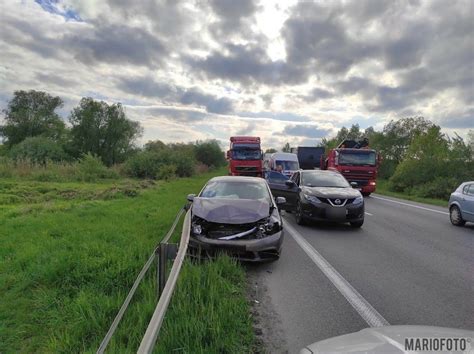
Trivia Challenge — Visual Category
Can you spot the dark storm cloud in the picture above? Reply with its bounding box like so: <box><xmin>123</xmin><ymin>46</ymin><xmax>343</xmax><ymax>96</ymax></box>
<box><xmin>65</xmin><ymin>24</ymin><xmax>166</xmax><ymax>67</ymax></box>
<box><xmin>118</xmin><ymin>76</ymin><xmax>233</xmax><ymax>114</ymax></box>
<box><xmin>145</xmin><ymin>107</ymin><xmax>208</xmax><ymax>122</ymax></box>
<box><xmin>280</xmin><ymin>124</ymin><xmax>330</xmax><ymax>138</ymax></box>
<box><xmin>301</xmin><ymin>88</ymin><xmax>335</xmax><ymax>102</ymax></box>
<box><xmin>437</xmin><ymin>108</ymin><xmax>474</xmax><ymax>129</ymax></box>
<box><xmin>188</xmin><ymin>43</ymin><xmax>306</xmax><ymax>85</ymax></box>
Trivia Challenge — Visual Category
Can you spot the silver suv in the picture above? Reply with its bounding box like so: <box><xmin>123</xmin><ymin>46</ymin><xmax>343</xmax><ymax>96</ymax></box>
<box><xmin>448</xmin><ymin>181</ymin><xmax>474</xmax><ymax>226</ymax></box>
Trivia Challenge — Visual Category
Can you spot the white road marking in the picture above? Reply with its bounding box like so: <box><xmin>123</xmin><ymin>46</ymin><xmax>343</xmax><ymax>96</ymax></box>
<box><xmin>365</xmin><ymin>212</ymin><xmax>373</xmax><ymax>216</ymax></box>
<box><xmin>371</xmin><ymin>195</ymin><xmax>449</xmax><ymax>215</ymax></box>
<box><xmin>284</xmin><ymin>220</ymin><xmax>390</xmax><ymax>328</ymax></box>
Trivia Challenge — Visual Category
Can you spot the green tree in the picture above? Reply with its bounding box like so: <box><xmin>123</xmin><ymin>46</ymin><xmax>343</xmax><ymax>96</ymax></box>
<box><xmin>281</xmin><ymin>142</ymin><xmax>291</xmax><ymax>152</ymax></box>
<box><xmin>194</xmin><ymin>140</ymin><xmax>226</xmax><ymax>167</ymax></box>
<box><xmin>0</xmin><ymin>90</ymin><xmax>65</xmax><ymax>147</ymax></box>
<box><xmin>69</xmin><ymin>98</ymin><xmax>142</xmax><ymax>165</ymax></box>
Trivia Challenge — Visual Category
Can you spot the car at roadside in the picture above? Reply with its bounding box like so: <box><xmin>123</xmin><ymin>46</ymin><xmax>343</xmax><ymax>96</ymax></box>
<box><xmin>269</xmin><ymin>170</ymin><xmax>365</xmax><ymax>227</ymax></box>
<box><xmin>448</xmin><ymin>181</ymin><xmax>474</xmax><ymax>226</ymax></box>
<box><xmin>186</xmin><ymin>176</ymin><xmax>285</xmax><ymax>262</ymax></box>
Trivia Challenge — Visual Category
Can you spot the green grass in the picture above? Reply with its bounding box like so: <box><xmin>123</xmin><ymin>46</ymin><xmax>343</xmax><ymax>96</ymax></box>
<box><xmin>376</xmin><ymin>179</ymin><xmax>448</xmax><ymax>207</ymax></box>
<box><xmin>1</xmin><ymin>167</ymin><xmax>254</xmax><ymax>353</ymax></box>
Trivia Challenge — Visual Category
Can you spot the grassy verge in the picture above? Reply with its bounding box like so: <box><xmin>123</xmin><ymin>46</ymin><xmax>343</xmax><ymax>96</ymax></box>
<box><xmin>1</xmin><ymin>167</ymin><xmax>254</xmax><ymax>353</ymax></box>
<box><xmin>376</xmin><ymin>179</ymin><xmax>448</xmax><ymax>208</ymax></box>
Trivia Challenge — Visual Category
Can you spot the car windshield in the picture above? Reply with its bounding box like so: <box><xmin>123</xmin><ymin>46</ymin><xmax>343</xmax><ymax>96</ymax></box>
<box><xmin>232</xmin><ymin>149</ymin><xmax>262</xmax><ymax>160</ymax></box>
<box><xmin>275</xmin><ymin>160</ymin><xmax>299</xmax><ymax>170</ymax></box>
<box><xmin>338</xmin><ymin>151</ymin><xmax>376</xmax><ymax>166</ymax></box>
<box><xmin>200</xmin><ymin>180</ymin><xmax>270</xmax><ymax>202</ymax></box>
<box><xmin>302</xmin><ymin>172</ymin><xmax>350</xmax><ymax>188</ymax></box>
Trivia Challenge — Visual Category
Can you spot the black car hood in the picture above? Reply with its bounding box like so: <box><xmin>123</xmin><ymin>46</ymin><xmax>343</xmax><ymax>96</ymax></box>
<box><xmin>302</xmin><ymin>186</ymin><xmax>361</xmax><ymax>199</ymax></box>
<box><xmin>192</xmin><ymin>197</ymin><xmax>270</xmax><ymax>224</ymax></box>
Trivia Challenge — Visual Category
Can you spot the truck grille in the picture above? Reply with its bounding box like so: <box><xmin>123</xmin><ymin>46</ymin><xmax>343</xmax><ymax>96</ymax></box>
<box><xmin>235</xmin><ymin>166</ymin><xmax>258</xmax><ymax>172</ymax></box>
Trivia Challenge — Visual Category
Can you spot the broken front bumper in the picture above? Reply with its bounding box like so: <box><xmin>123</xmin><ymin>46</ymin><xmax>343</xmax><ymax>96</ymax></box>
<box><xmin>188</xmin><ymin>230</ymin><xmax>283</xmax><ymax>262</ymax></box>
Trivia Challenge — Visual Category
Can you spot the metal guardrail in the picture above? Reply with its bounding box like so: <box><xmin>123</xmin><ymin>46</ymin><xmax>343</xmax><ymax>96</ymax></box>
<box><xmin>96</xmin><ymin>206</ymin><xmax>190</xmax><ymax>354</ymax></box>
<box><xmin>138</xmin><ymin>210</ymin><xmax>191</xmax><ymax>353</ymax></box>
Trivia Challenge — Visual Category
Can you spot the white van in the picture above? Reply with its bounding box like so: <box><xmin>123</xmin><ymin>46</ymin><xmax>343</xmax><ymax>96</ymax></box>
<box><xmin>268</xmin><ymin>152</ymin><xmax>300</xmax><ymax>177</ymax></box>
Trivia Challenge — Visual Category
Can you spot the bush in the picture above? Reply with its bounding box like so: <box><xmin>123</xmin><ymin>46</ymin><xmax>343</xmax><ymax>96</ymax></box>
<box><xmin>411</xmin><ymin>177</ymin><xmax>461</xmax><ymax>200</ymax></box>
<box><xmin>157</xmin><ymin>164</ymin><xmax>177</xmax><ymax>180</ymax></box>
<box><xmin>194</xmin><ymin>140</ymin><xmax>226</xmax><ymax>168</ymax></box>
<box><xmin>9</xmin><ymin>137</ymin><xmax>67</xmax><ymax>164</ymax></box>
<box><xmin>124</xmin><ymin>149</ymin><xmax>196</xmax><ymax>179</ymax></box>
<box><xmin>77</xmin><ymin>153</ymin><xmax>118</xmax><ymax>182</ymax></box>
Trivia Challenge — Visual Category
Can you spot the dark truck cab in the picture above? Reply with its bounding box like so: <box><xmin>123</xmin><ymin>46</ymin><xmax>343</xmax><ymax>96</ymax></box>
<box><xmin>292</xmin><ymin>146</ymin><xmax>325</xmax><ymax>169</ymax></box>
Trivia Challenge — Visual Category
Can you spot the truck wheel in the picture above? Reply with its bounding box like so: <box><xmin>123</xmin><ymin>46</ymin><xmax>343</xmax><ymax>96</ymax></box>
<box><xmin>450</xmin><ymin>205</ymin><xmax>465</xmax><ymax>226</ymax></box>
<box><xmin>350</xmin><ymin>220</ymin><xmax>364</xmax><ymax>228</ymax></box>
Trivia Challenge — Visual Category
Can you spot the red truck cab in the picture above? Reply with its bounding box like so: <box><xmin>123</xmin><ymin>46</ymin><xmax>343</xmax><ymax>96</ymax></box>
<box><xmin>227</xmin><ymin>136</ymin><xmax>263</xmax><ymax>177</ymax></box>
<box><xmin>321</xmin><ymin>139</ymin><xmax>381</xmax><ymax>196</ymax></box>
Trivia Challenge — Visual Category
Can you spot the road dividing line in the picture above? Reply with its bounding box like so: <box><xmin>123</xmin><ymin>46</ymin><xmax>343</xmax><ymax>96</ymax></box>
<box><xmin>365</xmin><ymin>212</ymin><xmax>373</xmax><ymax>216</ymax></box>
<box><xmin>284</xmin><ymin>221</ymin><xmax>390</xmax><ymax>328</ymax></box>
<box><xmin>371</xmin><ymin>195</ymin><xmax>449</xmax><ymax>215</ymax></box>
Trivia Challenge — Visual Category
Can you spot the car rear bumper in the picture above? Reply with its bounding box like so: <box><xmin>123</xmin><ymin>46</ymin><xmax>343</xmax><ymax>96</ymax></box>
<box><xmin>301</xmin><ymin>200</ymin><xmax>364</xmax><ymax>222</ymax></box>
<box><xmin>188</xmin><ymin>230</ymin><xmax>283</xmax><ymax>262</ymax></box>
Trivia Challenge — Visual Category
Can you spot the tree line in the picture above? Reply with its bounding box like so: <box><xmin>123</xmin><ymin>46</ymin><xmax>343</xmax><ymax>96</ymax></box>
<box><xmin>0</xmin><ymin>90</ymin><xmax>226</xmax><ymax>180</ymax></box>
<box><xmin>316</xmin><ymin>118</ymin><xmax>472</xmax><ymax>200</ymax></box>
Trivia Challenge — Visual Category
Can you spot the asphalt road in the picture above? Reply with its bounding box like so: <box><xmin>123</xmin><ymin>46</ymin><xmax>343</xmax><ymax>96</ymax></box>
<box><xmin>247</xmin><ymin>194</ymin><xmax>474</xmax><ymax>353</ymax></box>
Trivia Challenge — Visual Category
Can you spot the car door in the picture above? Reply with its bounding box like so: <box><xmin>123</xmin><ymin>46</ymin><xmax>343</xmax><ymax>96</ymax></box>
<box><xmin>266</xmin><ymin>171</ymin><xmax>298</xmax><ymax>211</ymax></box>
<box><xmin>461</xmin><ymin>184</ymin><xmax>474</xmax><ymax>222</ymax></box>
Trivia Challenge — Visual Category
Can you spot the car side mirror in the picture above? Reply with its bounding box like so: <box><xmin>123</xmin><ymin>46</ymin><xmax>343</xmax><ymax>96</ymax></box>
<box><xmin>276</xmin><ymin>196</ymin><xmax>286</xmax><ymax>205</ymax></box>
<box><xmin>226</xmin><ymin>150</ymin><xmax>231</xmax><ymax>159</ymax></box>
<box><xmin>285</xmin><ymin>180</ymin><xmax>296</xmax><ymax>188</ymax></box>
<box><xmin>187</xmin><ymin>194</ymin><xmax>196</xmax><ymax>202</ymax></box>
<box><xmin>350</xmin><ymin>182</ymin><xmax>358</xmax><ymax>188</ymax></box>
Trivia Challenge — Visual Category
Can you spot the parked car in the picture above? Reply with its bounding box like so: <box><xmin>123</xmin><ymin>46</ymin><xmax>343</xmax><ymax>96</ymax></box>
<box><xmin>448</xmin><ymin>181</ymin><xmax>474</xmax><ymax>226</ymax></box>
<box><xmin>186</xmin><ymin>176</ymin><xmax>285</xmax><ymax>262</ymax></box>
<box><xmin>268</xmin><ymin>170</ymin><xmax>365</xmax><ymax>227</ymax></box>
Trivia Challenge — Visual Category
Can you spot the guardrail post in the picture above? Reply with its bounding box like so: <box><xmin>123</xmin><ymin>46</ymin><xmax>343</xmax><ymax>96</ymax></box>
<box><xmin>158</xmin><ymin>243</ymin><xmax>167</xmax><ymax>295</ymax></box>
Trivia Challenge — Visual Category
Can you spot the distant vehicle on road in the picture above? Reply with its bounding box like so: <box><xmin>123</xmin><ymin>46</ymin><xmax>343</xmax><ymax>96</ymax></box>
<box><xmin>186</xmin><ymin>176</ymin><xmax>285</xmax><ymax>262</ymax></box>
<box><xmin>269</xmin><ymin>170</ymin><xmax>365</xmax><ymax>227</ymax></box>
<box><xmin>266</xmin><ymin>152</ymin><xmax>300</xmax><ymax>178</ymax></box>
<box><xmin>449</xmin><ymin>181</ymin><xmax>474</xmax><ymax>226</ymax></box>
<box><xmin>321</xmin><ymin>138</ymin><xmax>380</xmax><ymax>196</ymax></box>
<box><xmin>227</xmin><ymin>136</ymin><xmax>263</xmax><ymax>177</ymax></box>
<box><xmin>291</xmin><ymin>146</ymin><xmax>325</xmax><ymax>169</ymax></box>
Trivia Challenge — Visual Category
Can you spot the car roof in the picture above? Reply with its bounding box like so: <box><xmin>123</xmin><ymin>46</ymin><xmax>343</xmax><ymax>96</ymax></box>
<box><xmin>299</xmin><ymin>169</ymin><xmax>341</xmax><ymax>175</ymax></box>
<box><xmin>208</xmin><ymin>176</ymin><xmax>266</xmax><ymax>183</ymax></box>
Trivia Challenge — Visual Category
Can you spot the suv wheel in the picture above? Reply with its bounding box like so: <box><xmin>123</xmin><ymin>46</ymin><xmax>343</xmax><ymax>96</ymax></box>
<box><xmin>295</xmin><ymin>199</ymin><xmax>306</xmax><ymax>225</ymax></box>
<box><xmin>450</xmin><ymin>205</ymin><xmax>465</xmax><ymax>226</ymax></box>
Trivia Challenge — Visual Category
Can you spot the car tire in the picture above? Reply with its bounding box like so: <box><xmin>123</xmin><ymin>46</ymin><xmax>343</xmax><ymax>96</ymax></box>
<box><xmin>362</xmin><ymin>192</ymin><xmax>371</xmax><ymax>197</ymax></box>
<box><xmin>350</xmin><ymin>220</ymin><xmax>364</xmax><ymax>228</ymax></box>
<box><xmin>450</xmin><ymin>205</ymin><xmax>465</xmax><ymax>226</ymax></box>
<box><xmin>295</xmin><ymin>199</ymin><xmax>306</xmax><ymax>225</ymax></box>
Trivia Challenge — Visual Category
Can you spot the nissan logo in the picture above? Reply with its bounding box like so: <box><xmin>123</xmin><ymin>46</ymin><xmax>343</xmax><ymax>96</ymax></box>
<box><xmin>334</xmin><ymin>199</ymin><xmax>341</xmax><ymax>205</ymax></box>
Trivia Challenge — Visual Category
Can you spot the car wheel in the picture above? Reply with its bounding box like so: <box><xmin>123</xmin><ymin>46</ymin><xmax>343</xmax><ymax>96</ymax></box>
<box><xmin>362</xmin><ymin>192</ymin><xmax>371</xmax><ymax>197</ymax></box>
<box><xmin>295</xmin><ymin>199</ymin><xmax>306</xmax><ymax>225</ymax></box>
<box><xmin>350</xmin><ymin>220</ymin><xmax>364</xmax><ymax>228</ymax></box>
<box><xmin>450</xmin><ymin>205</ymin><xmax>465</xmax><ymax>226</ymax></box>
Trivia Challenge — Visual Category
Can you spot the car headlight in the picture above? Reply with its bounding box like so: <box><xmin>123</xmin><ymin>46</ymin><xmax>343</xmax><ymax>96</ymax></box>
<box><xmin>304</xmin><ymin>193</ymin><xmax>321</xmax><ymax>204</ymax></box>
<box><xmin>259</xmin><ymin>215</ymin><xmax>281</xmax><ymax>235</ymax></box>
<box><xmin>353</xmin><ymin>196</ymin><xmax>363</xmax><ymax>205</ymax></box>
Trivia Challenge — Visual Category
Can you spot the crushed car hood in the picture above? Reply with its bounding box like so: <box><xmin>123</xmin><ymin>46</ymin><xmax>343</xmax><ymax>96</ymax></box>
<box><xmin>192</xmin><ymin>197</ymin><xmax>270</xmax><ymax>224</ymax></box>
<box><xmin>301</xmin><ymin>325</ymin><xmax>474</xmax><ymax>354</ymax></box>
<box><xmin>303</xmin><ymin>186</ymin><xmax>361</xmax><ymax>199</ymax></box>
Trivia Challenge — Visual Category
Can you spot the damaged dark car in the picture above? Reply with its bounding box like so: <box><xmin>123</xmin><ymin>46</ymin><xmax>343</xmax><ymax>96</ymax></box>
<box><xmin>186</xmin><ymin>176</ymin><xmax>285</xmax><ymax>262</ymax></box>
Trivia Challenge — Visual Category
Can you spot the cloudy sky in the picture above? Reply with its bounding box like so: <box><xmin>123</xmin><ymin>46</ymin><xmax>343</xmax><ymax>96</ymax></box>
<box><xmin>1</xmin><ymin>0</ymin><xmax>473</xmax><ymax>150</ymax></box>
